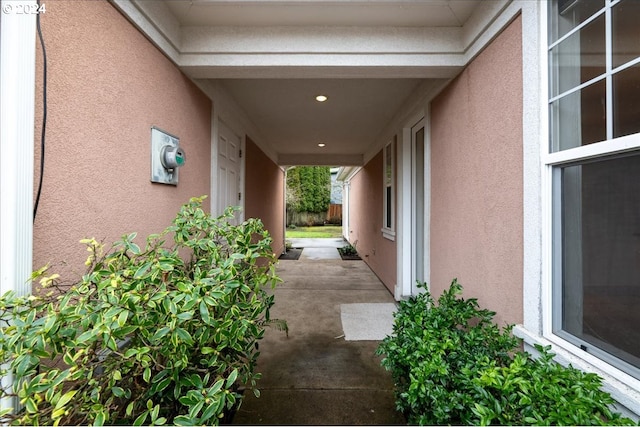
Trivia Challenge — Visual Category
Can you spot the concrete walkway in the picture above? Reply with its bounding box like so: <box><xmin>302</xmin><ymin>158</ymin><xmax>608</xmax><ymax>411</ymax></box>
<box><xmin>232</xmin><ymin>239</ymin><xmax>404</xmax><ymax>425</ymax></box>
<box><xmin>288</xmin><ymin>237</ymin><xmax>345</xmax><ymax>260</ymax></box>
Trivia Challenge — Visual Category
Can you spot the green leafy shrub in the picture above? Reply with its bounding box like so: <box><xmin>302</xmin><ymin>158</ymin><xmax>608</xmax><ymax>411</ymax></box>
<box><xmin>470</xmin><ymin>346</ymin><xmax>636</xmax><ymax>426</ymax></box>
<box><xmin>376</xmin><ymin>280</ymin><xmax>519</xmax><ymax>425</ymax></box>
<box><xmin>376</xmin><ymin>280</ymin><xmax>636</xmax><ymax>426</ymax></box>
<box><xmin>0</xmin><ymin>196</ymin><xmax>284</xmax><ymax>426</ymax></box>
<box><xmin>337</xmin><ymin>242</ymin><xmax>358</xmax><ymax>257</ymax></box>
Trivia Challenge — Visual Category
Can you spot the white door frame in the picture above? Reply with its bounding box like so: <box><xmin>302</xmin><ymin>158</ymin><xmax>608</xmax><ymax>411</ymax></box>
<box><xmin>397</xmin><ymin>112</ymin><xmax>430</xmax><ymax>299</ymax></box>
<box><xmin>410</xmin><ymin>117</ymin><xmax>430</xmax><ymax>295</ymax></box>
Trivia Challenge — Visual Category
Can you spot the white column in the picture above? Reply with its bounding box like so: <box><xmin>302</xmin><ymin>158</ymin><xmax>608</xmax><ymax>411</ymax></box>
<box><xmin>0</xmin><ymin>0</ymin><xmax>37</xmax><ymax>415</ymax></box>
<box><xmin>342</xmin><ymin>181</ymin><xmax>349</xmax><ymax>240</ymax></box>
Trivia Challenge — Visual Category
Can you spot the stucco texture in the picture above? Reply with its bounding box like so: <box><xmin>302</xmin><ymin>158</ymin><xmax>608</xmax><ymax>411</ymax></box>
<box><xmin>430</xmin><ymin>16</ymin><xmax>523</xmax><ymax>326</ymax></box>
<box><xmin>33</xmin><ymin>1</ymin><xmax>212</xmax><ymax>279</ymax></box>
<box><xmin>244</xmin><ymin>137</ymin><xmax>285</xmax><ymax>256</ymax></box>
<box><xmin>347</xmin><ymin>151</ymin><xmax>397</xmax><ymax>294</ymax></box>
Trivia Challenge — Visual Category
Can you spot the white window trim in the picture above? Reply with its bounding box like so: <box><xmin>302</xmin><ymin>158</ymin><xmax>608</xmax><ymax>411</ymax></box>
<box><xmin>544</xmin><ymin>132</ymin><xmax>640</xmax><ymax>166</ymax></box>
<box><xmin>382</xmin><ymin>138</ymin><xmax>395</xmax><ymax>241</ymax></box>
<box><xmin>538</xmin><ymin>132</ymin><xmax>640</xmax><ymax>415</ymax></box>
<box><xmin>518</xmin><ymin>0</ymin><xmax>640</xmax><ymax>417</ymax></box>
<box><xmin>382</xmin><ymin>229</ymin><xmax>396</xmax><ymax>240</ymax></box>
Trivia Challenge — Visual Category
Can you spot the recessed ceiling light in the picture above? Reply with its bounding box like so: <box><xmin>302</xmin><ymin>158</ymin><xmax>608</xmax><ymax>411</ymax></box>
<box><xmin>315</xmin><ymin>95</ymin><xmax>328</xmax><ymax>102</ymax></box>
<box><xmin>318</xmin><ymin>143</ymin><xmax>326</xmax><ymax>147</ymax></box>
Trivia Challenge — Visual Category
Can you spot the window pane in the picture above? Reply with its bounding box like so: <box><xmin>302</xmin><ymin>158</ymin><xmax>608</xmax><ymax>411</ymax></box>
<box><xmin>383</xmin><ymin>141</ymin><xmax>394</xmax><ymax>231</ymax></box>
<box><xmin>549</xmin><ymin>0</ymin><xmax>604</xmax><ymax>44</ymax></box>
<box><xmin>613</xmin><ymin>63</ymin><xmax>640</xmax><ymax>138</ymax></box>
<box><xmin>557</xmin><ymin>153</ymin><xmax>640</xmax><ymax>372</ymax></box>
<box><xmin>386</xmin><ymin>186</ymin><xmax>392</xmax><ymax>229</ymax></box>
<box><xmin>612</xmin><ymin>0</ymin><xmax>640</xmax><ymax>68</ymax></box>
<box><xmin>550</xmin><ymin>79</ymin><xmax>606</xmax><ymax>151</ymax></box>
<box><xmin>550</xmin><ymin>13</ymin><xmax>605</xmax><ymax>97</ymax></box>
<box><xmin>385</xmin><ymin>144</ymin><xmax>392</xmax><ymax>186</ymax></box>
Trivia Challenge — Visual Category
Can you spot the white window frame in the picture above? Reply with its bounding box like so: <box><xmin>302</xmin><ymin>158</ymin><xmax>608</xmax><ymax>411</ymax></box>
<box><xmin>540</xmin><ymin>0</ymin><xmax>640</xmax><ymax>401</ymax></box>
<box><xmin>382</xmin><ymin>138</ymin><xmax>395</xmax><ymax>241</ymax></box>
<box><xmin>513</xmin><ymin>0</ymin><xmax>640</xmax><ymax>416</ymax></box>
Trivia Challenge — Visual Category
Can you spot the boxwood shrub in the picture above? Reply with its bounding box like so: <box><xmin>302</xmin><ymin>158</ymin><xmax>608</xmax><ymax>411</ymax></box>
<box><xmin>0</xmin><ymin>196</ymin><xmax>284</xmax><ymax>426</ymax></box>
<box><xmin>376</xmin><ymin>280</ymin><xmax>637</xmax><ymax>426</ymax></box>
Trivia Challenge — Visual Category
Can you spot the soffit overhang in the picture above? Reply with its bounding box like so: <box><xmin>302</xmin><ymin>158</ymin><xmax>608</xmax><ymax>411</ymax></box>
<box><xmin>110</xmin><ymin>0</ymin><xmax>512</xmax><ymax>166</ymax></box>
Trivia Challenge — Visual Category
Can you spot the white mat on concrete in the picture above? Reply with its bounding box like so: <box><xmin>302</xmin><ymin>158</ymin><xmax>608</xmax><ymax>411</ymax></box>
<box><xmin>340</xmin><ymin>303</ymin><xmax>396</xmax><ymax>341</ymax></box>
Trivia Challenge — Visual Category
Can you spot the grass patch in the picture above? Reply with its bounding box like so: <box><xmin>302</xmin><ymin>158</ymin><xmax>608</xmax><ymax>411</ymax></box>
<box><xmin>285</xmin><ymin>225</ymin><xmax>343</xmax><ymax>238</ymax></box>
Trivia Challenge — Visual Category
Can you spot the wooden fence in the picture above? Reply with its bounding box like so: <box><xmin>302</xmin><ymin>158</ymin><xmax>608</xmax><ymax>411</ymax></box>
<box><xmin>326</xmin><ymin>204</ymin><xmax>342</xmax><ymax>223</ymax></box>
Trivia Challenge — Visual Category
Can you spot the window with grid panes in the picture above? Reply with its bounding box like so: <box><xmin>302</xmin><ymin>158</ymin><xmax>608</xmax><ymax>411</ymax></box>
<box><xmin>548</xmin><ymin>0</ymin><xmax>640</xmax><ymax>377</ymax></box>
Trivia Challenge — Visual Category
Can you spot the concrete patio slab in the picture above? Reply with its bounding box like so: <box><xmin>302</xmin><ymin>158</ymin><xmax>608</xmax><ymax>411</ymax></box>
<box><xmin>341</xmin><ymin>303</ymin><xmax>397</xmax><ymax>341</ymax></box>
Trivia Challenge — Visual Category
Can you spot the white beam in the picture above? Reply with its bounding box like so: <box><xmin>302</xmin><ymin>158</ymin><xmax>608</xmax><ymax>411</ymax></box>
<box><xmin>181</xmin><ymin>26</ymin><xmax>463</xmax><ymax>53</ymax></box>
<box><xmin>182</xmin><ymin>62</ymin><xmax>463</xmax><ymax>79</ymax></box>
<box><xmin>278</xmin><ymin>153</ymin><xmax>363</xmax><ymax>166</ymax></box>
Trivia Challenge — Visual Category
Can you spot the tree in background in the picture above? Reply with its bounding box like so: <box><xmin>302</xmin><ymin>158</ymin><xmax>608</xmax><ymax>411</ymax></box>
<box><xmin>286</xmin><ymin>166</ymin><xmax>331</xmax><ymax>225</ymax></box>
<box><xmin>285</xmin><ymin>167</ymin><xmax>303</xmax><ymax>212</ymax></box>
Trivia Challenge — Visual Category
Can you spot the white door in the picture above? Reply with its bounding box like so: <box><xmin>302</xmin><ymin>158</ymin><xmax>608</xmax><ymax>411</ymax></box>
<box><xmin>217</xmin><ymin>121</ymin><xmax>242</xmax><ymax>223</ymax></box>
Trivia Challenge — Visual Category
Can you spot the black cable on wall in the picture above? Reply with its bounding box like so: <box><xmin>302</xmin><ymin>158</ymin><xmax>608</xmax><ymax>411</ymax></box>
<box><xmin>33</xmin><ymin>0</ymin><xmax>47</xmax><ymax>222</ymax></box>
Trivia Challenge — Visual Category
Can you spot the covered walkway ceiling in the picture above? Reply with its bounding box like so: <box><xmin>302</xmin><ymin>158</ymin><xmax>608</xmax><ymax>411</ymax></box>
<box><xmin>113</xmin><ymin>0</ymin><xmax>508</xmax><ymax>166</ymax></box>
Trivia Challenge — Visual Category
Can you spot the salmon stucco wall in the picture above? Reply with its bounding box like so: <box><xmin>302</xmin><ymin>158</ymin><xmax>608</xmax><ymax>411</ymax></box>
<box><xmin>244</xmin><ymin>138</ymin><xmax>285</xmax><ymax>256</ymax></box>
<box><xmin>429</xmin><ymin>16</ymin><xmax>523</xmax><ymax>326</ymax></box>
<box><xmin>347</xmin><ymin>151</ymin><xmax>397</xmax><ymax>294</ymax></box>
<box><xmin>33</xmin><ymin>1</ymin><xmax>212</xmax><ymax>279</ymax></box>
